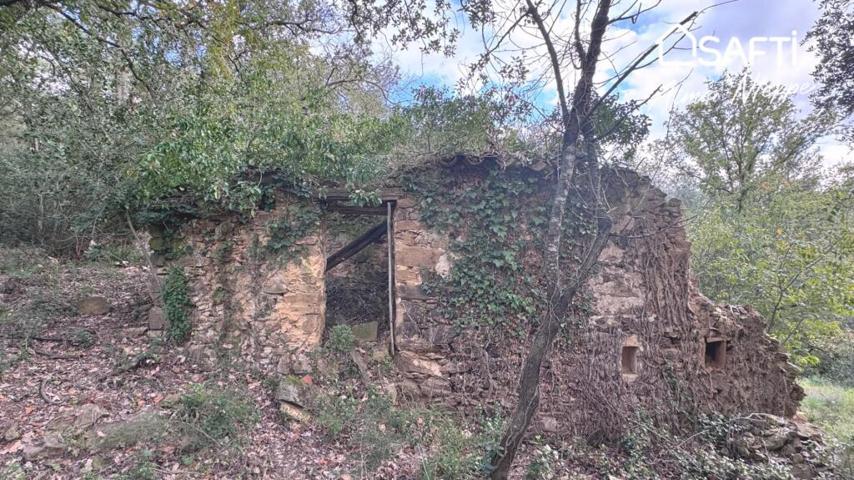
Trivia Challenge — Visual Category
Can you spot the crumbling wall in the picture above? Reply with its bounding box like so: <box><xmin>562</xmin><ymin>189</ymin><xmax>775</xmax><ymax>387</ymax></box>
<box><xmin>387</xmin><ymin>165</ymin><xmax>804</xmax><ymax>440</ymax></box>
<box><xmin>152</xmin><ymin>163</ymin><xmax>804</xmax><ymax>441</ymax></box>
<box><xmin>151</xmin><ymin>196</ymin><xmax>326</xmax><ymax>373</ymax></box>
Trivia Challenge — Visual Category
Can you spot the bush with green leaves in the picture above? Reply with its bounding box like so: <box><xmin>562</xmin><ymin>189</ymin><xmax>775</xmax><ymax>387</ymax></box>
<box><xmin>315</xmin><ymin>387</ymin><xmax>499</xmax><ymax>477</ymax></box>
<box><xmin>325</xmin><ymin>325</ymin><xmax>356</xmax><ymax>353</ymax></box>
<box><xmin>688</xmin><ymin>178</ymin><xmax>853</xmax><ymax>370</ymax></box>
<box><xmin>174</xmin><ymin>383</ymin><xmax>259</xmax><ymax>452</ymax></box>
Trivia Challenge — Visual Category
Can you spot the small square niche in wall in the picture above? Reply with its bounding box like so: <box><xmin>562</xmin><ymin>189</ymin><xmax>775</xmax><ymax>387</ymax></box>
<box><xmin>705</xmin><ymin>339</ymin><xmax>726</xmax><ymax>369</ymax></box>
<box><xmin>621</xmin><ymin>345</ymin><xmax>639</xmax><ymax>375</ymax></box>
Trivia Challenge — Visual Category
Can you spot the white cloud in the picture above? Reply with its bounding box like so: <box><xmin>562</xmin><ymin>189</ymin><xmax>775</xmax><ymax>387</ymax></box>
<box><xmin>381</xmin><ymin>0</ymin><xmax>845</xmax><ymax>168</ymax></box>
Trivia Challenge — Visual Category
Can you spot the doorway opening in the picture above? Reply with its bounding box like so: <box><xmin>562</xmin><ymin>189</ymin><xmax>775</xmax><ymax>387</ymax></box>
<box><xmin>323</xmin><ymin>191</ymin><xmax>398</xmax><ymax>354</ymax></box>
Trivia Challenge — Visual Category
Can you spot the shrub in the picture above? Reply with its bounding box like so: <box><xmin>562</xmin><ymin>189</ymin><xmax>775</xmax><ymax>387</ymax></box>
<box><xmin>119</xmin><ymin>450</ymin><xmax>158</xmax><ymax>480</ymax></box>
<box><xmin>326</xmin><ymin>325</ymin><xmax>355</xmax><ymax>353</ymax></box>
<box><xmin>162</xmin><ymin>267</ymin><xmax>192</xmax><ymax>343</ymax></box>
<box><xmin>174</xmin><ymin>383</ymin><xmax>258</xmax><ymax>452</ymax></box>
<box><xmin>313</xmin><ymin>385</ymin><xmax>501</xmax><ymax>477</ymax></box>
<box><xmin>418</xmin><ymin>412</ymin><xmax>503</xmax><ymax>480</ymax></box>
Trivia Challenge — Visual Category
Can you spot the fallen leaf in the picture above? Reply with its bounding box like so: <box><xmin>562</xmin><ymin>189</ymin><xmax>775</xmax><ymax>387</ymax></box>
<box><xmin>0</xmin><ymin>440</ymin><xmax>22</xmax><ymax>454</ymax></box>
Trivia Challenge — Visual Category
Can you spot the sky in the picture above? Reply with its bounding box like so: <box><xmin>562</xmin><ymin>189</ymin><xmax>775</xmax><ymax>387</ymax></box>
<box><xmin>381</xmin><ymin>0</ymin><xmax>850</xmax><ymax>170</ymax></box>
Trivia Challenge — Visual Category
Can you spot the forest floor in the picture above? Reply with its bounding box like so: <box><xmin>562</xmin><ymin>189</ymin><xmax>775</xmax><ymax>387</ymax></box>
<box><xmin>0</xmin><ymin>248</ymin><xmax>365</xmax><ymax>479</ymax></box>
<box><xmin>0</xmin><ymin>247</ymin><xmax>850</xmax><ymax>479</ymax></box>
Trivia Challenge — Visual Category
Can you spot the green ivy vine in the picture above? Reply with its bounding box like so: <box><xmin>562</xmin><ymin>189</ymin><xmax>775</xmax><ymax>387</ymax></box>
<box><xmin>265</xmin><ymin>203</ymin><xmax>321</xmax><ymax>261</ymax></box>
<box><xmin>163</xmin><ymin>266</ymin><xmax>193</xmax><ymax>343</ymax></box>
<box><xmin>403</xmin><ymin>167</ymin><xmax>550</xmax><ymax>329</ymax></box>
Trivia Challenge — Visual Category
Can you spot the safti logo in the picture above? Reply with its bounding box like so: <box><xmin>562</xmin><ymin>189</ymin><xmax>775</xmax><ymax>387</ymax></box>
<box><xmin>656</xmin><ymin>24</ymin><xmax>800</xmax><ymax>68</ymax></box>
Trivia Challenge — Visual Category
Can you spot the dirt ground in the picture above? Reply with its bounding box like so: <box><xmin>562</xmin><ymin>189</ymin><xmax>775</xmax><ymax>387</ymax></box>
<box><xmin>0</xmin><ymin>257</ymin><xmax>364</xmax><ymax>479</ymax></box>
<box><xmin>1</xmin><ymin>251</ymin><xmax>844</xmax><ymax>480</ymax></box>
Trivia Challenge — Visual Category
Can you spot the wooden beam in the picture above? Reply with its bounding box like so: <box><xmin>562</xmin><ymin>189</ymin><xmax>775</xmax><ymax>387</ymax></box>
<box><xmin>322</xmin><ymin>188</ymin><xmax>403</xmax><ymax>201</ymax></box>
<box><xmin>323</xmin><ymin>204</ymin><xmax>387</xmax><ymax>215</ymax></box>
<box><xmin>387</xmin><ymin>202</ymin><xmax>397</xmax><ymax>357</ymax></box>
<box><xmin>325</xmin><ymin>221</ymin><xmax>387</xmax><ymax>272</ymax></box>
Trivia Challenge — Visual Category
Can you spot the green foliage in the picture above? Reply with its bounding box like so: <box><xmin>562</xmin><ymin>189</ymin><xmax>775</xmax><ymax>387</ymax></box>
<box><xmin>801</xmin><ymin>378</ymin><xmax>854</xmax><ymax>471</ymax></box>
<box><xmin>325</xmin><ymin>325</ymin><xmax>356</xmax><ymax>354</ymax></box>
<box><xmin>315</xmin><ymin>387</ymin><xmax>498</xmax><ymax>476</ymax></box>
<box><xmin>315</xmin><ymin>388</ymin><xmax>411</xmax><ymax>470</ymax></box>
<box><xmin>670</xmin><ymin>70</ymin><xmax>829</xmax><ymax>211</ymax></box>
<box><xmin>0</xmin><ymin>251</ymin><xmax>72</xmax><ymax>343</ymax></box>
<box><xmin>589</xmin><ymin>413</ymin><xmax>809</xmax><ymax>480</ymax></box>
<box><xmin>806</xmin><ymin>0</ymin><xmax>854</xmax><ymax>126</ymax></box>
<box><xmin>175</xmin><ymin>383</ymin><xmax>259</xmax><ymax>452</ymax></box>
<box><xmin>83</xmin><ymin>242</ymin><xmax>144</xmax><ymax>265</ymax></box>
<box><xmin>688</xmin><ymin>176</ymin><xmax>853</xmax><ymax>369</ymax></box>
<box><xmin>669</xmin><ymin>72</ymin><xmax>854</xmax><ymax>372</ymax></box>
<box><xmin>265</xmin><ymin>204</ymin><xmax>321</xmax><ymax>259</ymax></box>
<box><xmin>0</xmin><ymin>1</ymin><xmax>406</xmax><ymax>254</ymax></box>
<box><xmin>524</xmin><ymin>438</ymin><xmax>559</xmax><ymax>480</ymax></box>
<box><xmin>405</xmin><ymin>167</ymin><xmax>548</xmax><ymax>329</ymax></box>
<box><xmin>674</xmin><ymin>447</ymin><xmax>792</xmax><ymax>480</ymax></box>
<box><xmin>419</xmin><ymin>412</ymin><xmax>504</xmax><ymax>480</ymax></box>
<box><xmin>162</xmin><ymin>267</ymin><xmax>192</xmax><ymax>344</ymax></box>
<box><xmin>398</xmin><ymin>87</ymin><xmax>505</xmax><ymax>159</ymax></box>
<box><xmin>135</xmin><ymin>45</ymin><xmax>403</xmax><ymax>211</ymax></box>
<box><xmin>119</xmin><ymin>450</ymin><xmax>159</xmax><ymax>480</ymax></box>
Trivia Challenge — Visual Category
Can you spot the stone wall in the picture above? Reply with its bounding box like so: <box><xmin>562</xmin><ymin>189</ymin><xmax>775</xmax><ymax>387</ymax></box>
<box><xmin>384</xmin><ymin>166</ymin><xmax>804</xmax><ymax>440</ymax></box>
<box><xmin>152</xmin><ymin>196</ymin><xmax>326</xmax><ymax>374</ymax></box>
<box><xmin>151</xmin><ymin>164</ymin><xmax>804</xmax><ymax>440</ymax></box>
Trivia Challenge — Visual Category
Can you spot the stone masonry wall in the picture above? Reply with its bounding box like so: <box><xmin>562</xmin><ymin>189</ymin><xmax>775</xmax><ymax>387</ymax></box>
<box><xmin>151</xmin><ymin>196</ymin><xmax>326</xmax><ymax>374</ymax></box>
<box><xmin>386</xmin><ymin>166</ymin><xmax>804</xmax><ymax>440</ymax></box>
<box><xmin>150</xmin><ymin>165</ymin><xmax>804</xmax><ymax>440</ymax></box>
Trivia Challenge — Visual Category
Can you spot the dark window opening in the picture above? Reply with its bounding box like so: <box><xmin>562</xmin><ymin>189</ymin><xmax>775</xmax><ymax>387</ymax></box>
<box><xmin>621</xmin><ymin>346</ymin><xmax>639</xmax><ymax>374</ymax></box>
<box><xmin>705</xmin><ymin>339</ymin><xmax>726</xmax><ymax>368</ymax></box>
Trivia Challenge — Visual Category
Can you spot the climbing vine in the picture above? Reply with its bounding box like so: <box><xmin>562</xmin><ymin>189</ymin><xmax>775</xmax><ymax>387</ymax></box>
<box><xmin>265</xmin><ymin>203</ymin><xmax>321</xmax><ymax>261</ymax></box>
<box><xmin>163</xmin><ymin>266</ymin><xmax>193</xmax><ymax>343</ymax></box>
<box><xmin>404</xmin><ymin>167</ymin><xmax>550</xmax><ymax>329</ymax></box>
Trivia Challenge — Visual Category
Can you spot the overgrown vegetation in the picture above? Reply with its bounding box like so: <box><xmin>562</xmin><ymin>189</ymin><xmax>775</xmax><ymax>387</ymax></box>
<box><xmin>663</xmin><ymin>71</ymin><xmax>854</xmax><ymax>376</ymax></box>
<box><xmin>315</xmin><ymin>386</ymin><xmax>501</xmax><ymax>477</ymax></box>
<box><xmin>162</xmin><ymin>267</ymin><xmax>192</xmax><ymax>343</ymax></box>
<box><xmin>801</xmin><ymin>378</ymin><xmax>854</xmax><ymax>473</ymax></box>
<box><xmin>405</xmin><ymin>167</ymin><xmax>548</xmax><ymax>330</ymax></box>
<box><xmin>325</xmin><ymin>325</ymin><xmax>356</xmax><ymax>353</ymax></box>
<box><xmin>174</xmin><ymin>383</ymin><xmax>259</xmax><ymax>452</ymax></box>
<box><xmin>265</xmin><ymin>204</ymin><xmax>321</xmax><ymax>260</ymax></box>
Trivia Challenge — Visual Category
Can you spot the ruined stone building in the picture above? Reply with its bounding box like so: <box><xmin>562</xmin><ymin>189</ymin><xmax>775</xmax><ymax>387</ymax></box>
<box><xmin>149</xmin><ymin>159</ymin><xmax>804</xmax><ymax>440</ymax></box>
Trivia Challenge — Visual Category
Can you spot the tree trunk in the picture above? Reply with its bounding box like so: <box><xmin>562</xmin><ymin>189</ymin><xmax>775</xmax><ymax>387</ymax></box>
<box><xmin>488</xmin><ymin>3</ymin><xmax>612</xmax><ymax>476</ymax></box>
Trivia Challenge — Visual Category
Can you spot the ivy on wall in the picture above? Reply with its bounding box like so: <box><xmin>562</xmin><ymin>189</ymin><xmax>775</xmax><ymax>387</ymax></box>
<box><xmin>163</xmin><ymin>266</ymin><xmax>193</xmax><ymax>343</ymax></box>
<box><xmin>403</xmin><ymin>167</ymin><xmax>550</xmax><ymax>329</ymax></box>
<box><xmin>265</xmin><ymin>203</ymin><xmax>321</xmax><ymax>261</ymax></box>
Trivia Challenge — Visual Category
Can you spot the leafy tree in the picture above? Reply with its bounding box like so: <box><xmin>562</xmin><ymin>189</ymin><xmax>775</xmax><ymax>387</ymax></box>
<box><xmin>689</xmin><ymin>173</ymin><xmax>853</xmax><ymax>370</ymax></box>
<box><xmin>669</xmin><ymin>71</ymin><xmax>829</xmax><ymax>212</ymax></box>
<box><xmin>669</xmin><ymin>73</ymin><xmax>854</xmax><ymax>374</ymax></box>
<box><xmin>807</xmin><ymin>0</ymin><xmax>854</xmax><ymax>138</ymax></box>
<box><xmin>0</xmin><ymin>0</ymin><xmax>411</xmax><ymax>252</ymax></box>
